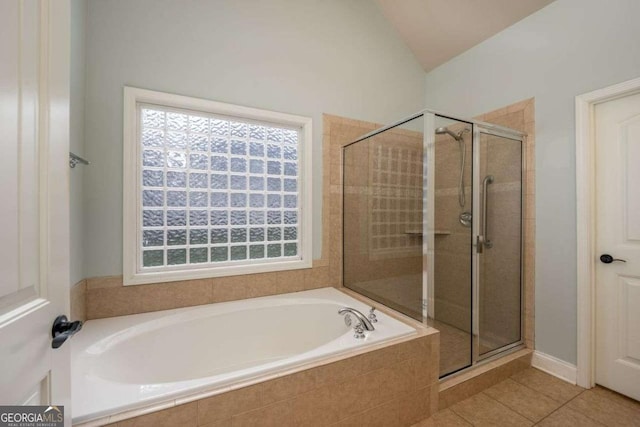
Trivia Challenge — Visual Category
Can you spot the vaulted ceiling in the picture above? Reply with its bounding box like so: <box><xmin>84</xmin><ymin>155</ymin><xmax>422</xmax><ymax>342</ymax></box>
<box><xmin>376</xmin><ymin>0</ymin><xmax>555</xmax><ymax>71</ymax></box>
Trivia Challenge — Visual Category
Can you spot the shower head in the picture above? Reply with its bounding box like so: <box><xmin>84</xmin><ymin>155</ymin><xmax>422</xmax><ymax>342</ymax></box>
<box><xmin>435</xmin><ymin>126</ymin><xmax>466</xmax><ymax>142</ymax></box>
<box><xmin>436</xmin><ymin>125</ymin><xmax>469</xmax><ymax>208</ymax></box>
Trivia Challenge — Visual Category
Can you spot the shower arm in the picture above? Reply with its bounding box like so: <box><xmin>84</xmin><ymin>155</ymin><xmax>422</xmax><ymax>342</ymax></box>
<box><xmin>477</xmin><ymin>175</ymin><xmax>494</xmax><ymax>253</ymax></box>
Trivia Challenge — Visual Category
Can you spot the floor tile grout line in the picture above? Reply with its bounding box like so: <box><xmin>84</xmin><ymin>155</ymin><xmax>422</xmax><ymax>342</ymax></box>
<box><xmin>531</xmin><ymin>390</ymin><xmax>607</xmax><ymax>426</ymax></box>
<box><xmin>449</xmin><ymin>390</ymin><xmax>536</xmax><ymax>426</ymax></box>
<box><xmin>447</xmin><ymin>373</ymin><xmax>589</xmax><ymax>427</ymax></box>
<box><xmin>479</xmin><ymin>391</ymin><xmax>537</xmax><ymax>425</ymax></box>
<box><xmin>448</xmin><ymin>400</ymin><xmax>478</xmax><ymax>426</ymax></box>
<box><xmin>433</xmin><ymin>408</ymin><xmax>474</xmax><ymax>427</ymax></box>
<box><xmin>558</xmin><ymin>389</ymin><xmax>627</xmax><ymax>427</ymax></box>
<box><xmin>481</xmin><ymin>386</ymin><xmax>547</xmax><ymax>424</ymax></box>
<box><xmin>508</xmin><ymin>370</ymin><xmax>583</xmax><ymax>406</ymax></box>
<box><xmin>533</xmin><ymin>390</ymin><xmax>583</xmax><ymax>425</ymax></box>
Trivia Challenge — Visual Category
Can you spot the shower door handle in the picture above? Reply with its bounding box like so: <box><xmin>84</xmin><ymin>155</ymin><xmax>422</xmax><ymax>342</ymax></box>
<box><xmin>478</xmin><ymin>175</ymin><xmax>494</xmax><ymax>253</ymax></box>
<box><xmin>476</xmin><ymin>235</ymin><xmax>485</xmax><ymax>254</ymax></box>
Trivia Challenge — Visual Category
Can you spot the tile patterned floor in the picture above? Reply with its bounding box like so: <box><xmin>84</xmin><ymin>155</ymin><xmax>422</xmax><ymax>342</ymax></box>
<box><xmin>414</xmin><ymin>368</ymin><xmax>640</xmax><ymax>426</ymax></box>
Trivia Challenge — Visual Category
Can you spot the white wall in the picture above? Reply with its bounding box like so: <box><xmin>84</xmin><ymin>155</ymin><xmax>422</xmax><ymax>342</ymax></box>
<box><xmin>69</xmin><ymin>0</ymin><xmax>86</xmax><ymax>286</ymax></box>
<box><xmin>83</xmin><ymin>0</ymin><xmax>425</xmax><ymax>277</ymax></box>
<box><xmin>424</xmin><ymin>0</ymin><xmax>640</xmax><ymax>364</ymax></box>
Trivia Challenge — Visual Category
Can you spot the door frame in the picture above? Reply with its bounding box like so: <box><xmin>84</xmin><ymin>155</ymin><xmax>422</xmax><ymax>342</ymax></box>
<box><xmin>575</xmin><ymin>75</ymin><xmax>640</xmax><ymax>389</ymax></box>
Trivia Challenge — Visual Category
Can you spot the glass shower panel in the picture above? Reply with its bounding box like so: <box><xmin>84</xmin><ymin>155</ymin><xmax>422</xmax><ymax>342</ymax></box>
<box><xmin>477</xmin><ymin>131</ymin><xmax>523</xmax><ymax>357</ymax></box>
<box><xmin>343</xmin><ymin>116</ymin><xmax>425</xmax><ymax>321</ymax></box>
<box><xmin>429</xmin><ymin>116</ymin><xmax>474</xmax><ymax>377</ymax></box>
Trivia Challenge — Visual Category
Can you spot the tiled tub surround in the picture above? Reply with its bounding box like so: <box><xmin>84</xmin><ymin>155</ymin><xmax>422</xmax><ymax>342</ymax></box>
<box><xmin>73</xmin><ymin>287</ymin><xmax>438</xmax><ymax>426</ymax></box>
<box><xmin>101</xmin><ymin>331</ymin><xmax>438</xmax><ymax>427</ymax></box>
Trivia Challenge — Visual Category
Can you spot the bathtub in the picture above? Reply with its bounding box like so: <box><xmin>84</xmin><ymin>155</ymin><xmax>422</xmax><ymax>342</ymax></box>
<box><xmin>72</xmin><ymin>287</ymin><xmax>416</xmax><ymax>424</ymax></box>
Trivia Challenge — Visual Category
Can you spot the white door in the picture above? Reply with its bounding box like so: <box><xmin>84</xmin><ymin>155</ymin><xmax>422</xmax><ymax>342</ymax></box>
<box><xmin>0</xmin><ymin>0</ymin><xmax>72</xmax><ymax>423</ymax></box>
<box><xmin>595</xmin><ymin>91</ymin><xmax>640</xmax><ymax>401</ymax></box>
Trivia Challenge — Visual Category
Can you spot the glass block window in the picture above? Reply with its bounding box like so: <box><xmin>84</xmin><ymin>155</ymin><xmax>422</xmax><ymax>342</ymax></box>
<box><xmin>369</xmin><ymin>143</ymin><xmax>423</xmax><ymax>256</ymax></box>
<box><xmin>124</xmin><ymin>87</ymin><xmax>312</xmax><ymax>285</ymax></box>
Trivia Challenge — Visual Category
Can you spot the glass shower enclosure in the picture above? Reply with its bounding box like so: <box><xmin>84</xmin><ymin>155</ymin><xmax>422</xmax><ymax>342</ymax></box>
<box><xmin>343</xmin><ymin>111</ymin><xmax>524</xmax><ymax>378</ymax></box>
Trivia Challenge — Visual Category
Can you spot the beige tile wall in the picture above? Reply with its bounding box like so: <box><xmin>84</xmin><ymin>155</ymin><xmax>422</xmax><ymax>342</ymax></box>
<box><xmin>324</xmin><ymin>114</ymin><xmax>391</xmax><ymax>287</ymax></box>
<box><xmin>84</xmin><ymin>264</ymin><xmax>330</xmax><ymax>319</ymax></box>
<box><xmin>101</xmin><ymin>330</ymin><xmax>439</xmax><ymax>427</ymax></box>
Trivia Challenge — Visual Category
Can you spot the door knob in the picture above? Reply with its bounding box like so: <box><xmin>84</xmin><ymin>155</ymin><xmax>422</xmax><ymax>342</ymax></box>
<box><xmin>51</xmin><ymin>315</ymin><xmax>83</xmax><ymax>349</ymax></box>
<box><xmin>600</xmin><ymin>254</ymin><xmax>626</xmax><ymax>264</ymax></box>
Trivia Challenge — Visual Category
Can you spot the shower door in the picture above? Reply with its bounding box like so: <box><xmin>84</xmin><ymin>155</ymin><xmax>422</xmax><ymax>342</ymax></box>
<box><xmin>473</xmin><ymin>126</ymin><xmax>524</xmax><ymax>360</ymax></box>
<box><xmin>427</xmin><ymin>115</ymin><xmax>524</xmax><ymax>377</ymax></box>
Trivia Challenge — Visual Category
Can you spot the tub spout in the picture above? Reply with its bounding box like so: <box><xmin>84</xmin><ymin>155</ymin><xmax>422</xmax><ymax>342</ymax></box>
<box><xmin>338</xmin><ymin>307</ymin><xmax>375</xmax><ymax>338</ymax></box>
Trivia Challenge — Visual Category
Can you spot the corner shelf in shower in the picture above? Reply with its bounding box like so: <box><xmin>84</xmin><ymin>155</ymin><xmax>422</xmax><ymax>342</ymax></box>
<box><xmin>404</xmin><ymin>230</ymin><xmax>451</xmax><ymax>236</ymax></box>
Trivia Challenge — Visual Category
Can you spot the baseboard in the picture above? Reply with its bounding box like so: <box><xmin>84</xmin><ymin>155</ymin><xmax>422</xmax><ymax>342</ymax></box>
<box><xmin>532</xmin><ymin>350</ymin><xmax>577</xmax><ymax>385</ymax></box>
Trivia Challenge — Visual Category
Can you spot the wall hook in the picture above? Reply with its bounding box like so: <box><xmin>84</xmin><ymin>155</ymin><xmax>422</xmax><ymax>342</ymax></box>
<box><xmin>69</xmin><ymin>152</ymin><xmax>90</xmax><ymax>168</ymax></box>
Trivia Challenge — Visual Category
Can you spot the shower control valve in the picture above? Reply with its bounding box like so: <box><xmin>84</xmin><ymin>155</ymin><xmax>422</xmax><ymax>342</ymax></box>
<box><xmin>368</xmin><ymin>307</ymin><xmax>378</xmax><ymax>323</ymax></box>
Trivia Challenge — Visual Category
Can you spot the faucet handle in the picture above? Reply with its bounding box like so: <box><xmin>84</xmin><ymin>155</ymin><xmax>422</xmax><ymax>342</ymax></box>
<box><xmin>342</xmin><ymin>313</ymin><xmax>353</xmax><ymax>328</ymax></box>
<box><xmin>354</xmin><ymin>324</ymin><xmax>365</xmax><ymax>339</ymax></box>
<box><xmin>368</xmin><ymin>307</ymin><xmax>378</xmax><ymax>323</ymax></box>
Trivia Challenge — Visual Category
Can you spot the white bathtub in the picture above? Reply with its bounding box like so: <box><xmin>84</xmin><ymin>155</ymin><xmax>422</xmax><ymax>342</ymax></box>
<box><xmin>72</xmin><ymin>287</ymin><xmax>416</xmax><ymax>424</ymax></box>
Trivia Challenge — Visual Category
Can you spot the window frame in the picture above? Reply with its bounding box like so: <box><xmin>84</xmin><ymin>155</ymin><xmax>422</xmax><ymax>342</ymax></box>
<box><xmin>123</xmin><ymin>87</ymin><xmax>313</xmax><ymax>285</ymax></box>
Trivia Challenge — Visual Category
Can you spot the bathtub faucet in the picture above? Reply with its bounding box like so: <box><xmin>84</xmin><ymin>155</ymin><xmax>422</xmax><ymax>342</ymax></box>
<box><xmin>338</xmin><ymin>307</ymin><xmax>375</xmax><ymax>339</ymax></box>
